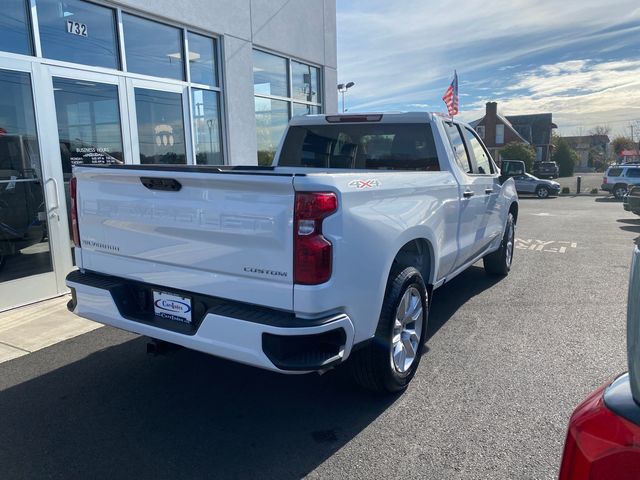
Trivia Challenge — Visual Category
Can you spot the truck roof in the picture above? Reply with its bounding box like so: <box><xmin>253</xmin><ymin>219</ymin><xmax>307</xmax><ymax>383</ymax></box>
<box><xmin>289</xmin><ymin>112</ymin><xmax>466</xmax><ymax>126</ymax></box>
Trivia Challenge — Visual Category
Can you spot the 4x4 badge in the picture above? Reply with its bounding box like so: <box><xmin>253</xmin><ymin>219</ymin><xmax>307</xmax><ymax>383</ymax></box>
<box><xmin>348</xmin><ymin>179</ymin><xmax>381</xmax><ymax>189</ymax></box>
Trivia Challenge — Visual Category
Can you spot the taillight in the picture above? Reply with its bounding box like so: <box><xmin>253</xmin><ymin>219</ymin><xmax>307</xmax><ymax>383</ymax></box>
<box><xmin>559</xmin><ymin>382</ymin><xmax>640</xmax><ymax>480</ymax></box>
<box><xmin>294</xmin><ymin>192</ymin><xmax>337</xmax><ymax>285</ymax></box>
<box><xmin>603</xmin><ymin>177</ymin><xmax>608</xmax><ymax>184</ymax></box>
<box><xmin>70</xmin><ymin>176</ymin><xmax>80</xmax><ymax>247</ymax></box>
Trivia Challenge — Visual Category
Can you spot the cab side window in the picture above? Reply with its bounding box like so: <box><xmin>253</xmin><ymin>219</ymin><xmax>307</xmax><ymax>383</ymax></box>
<box><xmin>462</xmin><ymin>127</ymin><xmax>494</xmax><ymax>175</ymax></box>
<box><xmin>443</xmin><ymin>122</ymin><xmax>472</xmax><ymax>174</ymax></box>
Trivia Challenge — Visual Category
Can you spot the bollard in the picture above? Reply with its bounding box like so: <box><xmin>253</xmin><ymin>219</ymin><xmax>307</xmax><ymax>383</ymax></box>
<box><xmin>576</xmin><ymin>176</ymin><xmax>582</xmax><ymax>194</ymax></box>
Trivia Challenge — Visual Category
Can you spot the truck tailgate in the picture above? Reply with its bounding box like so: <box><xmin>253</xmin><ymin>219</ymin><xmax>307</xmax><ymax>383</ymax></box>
<box><xmin>74</xmin><ymin>167</ymin><xmax>295</xmax><ymax>310</ymax></box>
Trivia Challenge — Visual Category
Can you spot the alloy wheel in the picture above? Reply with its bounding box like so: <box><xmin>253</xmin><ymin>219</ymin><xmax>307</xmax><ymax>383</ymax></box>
<box><xmin>391</xmin><ymin>286</ymin><xmax>424</xmax><ymax>374</ymax></box>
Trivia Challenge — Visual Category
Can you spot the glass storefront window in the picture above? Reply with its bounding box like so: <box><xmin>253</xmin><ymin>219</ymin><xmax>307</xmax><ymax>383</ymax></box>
<box><xmin>253</xmin><ymin>50</ymin><xmax>322</xmax><ymax>164</ymax></box>
<box><xmin>191</xmin><ymin>89</ymin><xmax>222</xmax><ymax>165</ymax></box>
<box><xmin>255</xmin><ymin>97</ymin><xmax>289</xmax><ymax>166</ymax></box>
<box><xmin>53</xmin><ymin>78</ymin><xmax>124</xmax><ymax>181</ymax></box>
<box><xmin>123</xmin><ymin>14</ymin><xmax>184</xmax><ymax>81</ymax></box>
<box><xmin>292</xmin><ymin>61</ymin><xmax>320</xmax><ymax>104</ymax></box>
<box><xmin>188</xmin><ymin>32</ymin><xmax>217</xmax><ymax>87</ymax></box>
<box><xmin>0</xmin><ymin>69</ymin><xmax>53</xmax><ymax>282</ymax></box>
<box><xmin>37</xmin><ymin>0</ymin><xmax>119</xmax><ymax>70</ymax></box>
<box><xmin>293</xmin><ymin>103</ymin><xmax>321</xmax><ymax>116</ymax></box>
<box><xmin>1</xmin><ymin>0</ymin><xmax>33</xmax><ymax>56</ymax></box>
<box><xmin>135</xmin><ymin>88</ymin><xmax>186</xmax><ymax>164</ymax></box>
<box><xmin>253</xmin><ymin>50</ymin><xmax>288</xmax><ymax>98</ymax></box>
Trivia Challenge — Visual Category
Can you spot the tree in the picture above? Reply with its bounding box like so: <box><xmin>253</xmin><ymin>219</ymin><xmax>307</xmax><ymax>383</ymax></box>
<box><xmin>498</xmin><ymin>142</ymin><xmax>536</xmax><ymax>172</ymax></box>
<box><xmin>589</xmin><ymin>125</ymin><xmax>611</xmax><ymax>137</ymax></box>
<box><xmin>552</xmin><ymin>135</ymin><xmax>578</xmax><ymax>177</ymax></box>
<box><xmin>611</xmin><ymin>136</ymin><xmax>635</xmax><ymax>155</ymax></box>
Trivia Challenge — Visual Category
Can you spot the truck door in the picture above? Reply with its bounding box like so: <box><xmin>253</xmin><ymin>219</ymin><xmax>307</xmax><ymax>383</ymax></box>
<box><xmin>443</xmin><ymin>122</ymin><xmax>488</xmax><ymax>269</ymax></box>
<box><xmin>459</xmin><ymin>126</ymin><xmax>503</xmax><ymax>253</ymax></box>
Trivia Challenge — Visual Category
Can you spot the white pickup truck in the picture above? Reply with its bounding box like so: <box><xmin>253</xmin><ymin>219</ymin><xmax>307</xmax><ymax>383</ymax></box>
<box><xmin>66</xmin><ymin>112</ymin><xmax>518</xmax><ymax>392</ymax></box>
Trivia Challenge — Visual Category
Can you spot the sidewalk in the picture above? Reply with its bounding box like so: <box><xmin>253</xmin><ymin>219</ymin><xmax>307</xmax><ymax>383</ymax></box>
<box><xmin>0</xmin><ymin>295</ymin><xmax>101</xmax><ymax>364</ymax></box>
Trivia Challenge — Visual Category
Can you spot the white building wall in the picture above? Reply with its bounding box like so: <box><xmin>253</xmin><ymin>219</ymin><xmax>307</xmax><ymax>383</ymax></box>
<box><xmin>114</xmin><ymin>0</ymin><xmax>338</xmax><ymax>164</ymax></box>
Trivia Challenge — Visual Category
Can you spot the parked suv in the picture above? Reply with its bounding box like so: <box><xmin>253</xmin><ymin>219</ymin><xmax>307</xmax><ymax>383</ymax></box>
<box><xmin>602</xmin><ymin>164</ymin><xmax>640</xmax><ymax>199</ymax></box>
<box><xmin>532</xmin><ymin>161</ymin><xmax>559</xmax><ymax>179</ymax></box>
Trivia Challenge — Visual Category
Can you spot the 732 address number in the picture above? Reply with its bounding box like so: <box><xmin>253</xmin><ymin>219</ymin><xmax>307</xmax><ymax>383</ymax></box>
<box><xmin>66</xmin><ymin>20</ymin><xmax>88</xmax><ymax>37</ymax></box>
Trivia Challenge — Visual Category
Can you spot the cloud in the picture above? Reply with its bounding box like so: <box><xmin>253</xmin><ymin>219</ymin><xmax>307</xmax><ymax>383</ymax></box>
<box><xmin>465</xmin><ymin>59</ymin><xmax>640</xmax><ymax>133</ymax></box>
<box><xmin>337</xmin><ymin>0</ymin><xmax>640</xmax><ymax>130</ymax></box>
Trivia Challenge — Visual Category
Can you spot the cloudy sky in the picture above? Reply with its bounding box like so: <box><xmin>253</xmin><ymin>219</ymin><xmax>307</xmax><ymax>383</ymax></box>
<box><xmin>336</xmin><ymin>0</ymin><xmax>640</xmax><ymax>136</ymax></box>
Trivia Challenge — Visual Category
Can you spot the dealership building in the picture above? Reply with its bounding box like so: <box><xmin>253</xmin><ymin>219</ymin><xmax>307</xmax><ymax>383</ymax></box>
<box><xmin>0</xmin><ymin>0</ymin><xmax>338</xmax><ymax>311</ymax></box>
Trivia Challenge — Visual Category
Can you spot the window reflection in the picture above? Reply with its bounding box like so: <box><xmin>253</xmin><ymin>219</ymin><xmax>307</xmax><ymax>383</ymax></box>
<box><xmin>1</xmin><ymin>0</ymin><xmax>32</xmax><ymax>56</ymax></box>
<box><xmin>123</xmin><ymin>14</ymin><xmax>184</xmax><ymax>81</ymax></box>
<box><xmin>255</xmin><ymin>97</ymin><xmax>289</xmax><ymax>166</ymax></box>
<box><xmin>53</xmin><ymin>78</ymin><xmax>124</xmax><ymax>181</ymax></box>
<box><xmin>253</xmin><ymin>50</ymin><xmax>288</xmax><ymax>97</ymax></box>
<box><xmin>0</xmin><ymin>70</ymin><xmax>53</xmax><ymax>282</ymax></box>
<box><xmin>135</xmin><ymin>88</ymin><xmax>186</xmax><ymax>164</ymax></box>
<box><xmin>192</xmin><ymin>89</ymin><xmax>222</xmax><ymax>165</ymax></box>
<box><xmin>188</xmin><ymin>32</ymin><xmax>217</xmax><ymax>87</ymax></box>
<box><xmin>293</xmin><ymin>103</ymin><xmax>321</xmax><ymax>116</ymax></box>
<box><xmin>292</xmin><ymin>61</ymin><xmax>320</xmax><ymax>104</ymax></box>
<box><xmin>37</xmin><ymin>0</ymin><xmax>119</xmax><ymax>69</ymax></box>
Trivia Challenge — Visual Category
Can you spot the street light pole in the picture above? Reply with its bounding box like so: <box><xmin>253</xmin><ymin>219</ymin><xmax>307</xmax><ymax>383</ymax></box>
<box><xmin>337</xmin><ymin>82</ymin><xmax>355</xmax><ymax>113</ymax></box>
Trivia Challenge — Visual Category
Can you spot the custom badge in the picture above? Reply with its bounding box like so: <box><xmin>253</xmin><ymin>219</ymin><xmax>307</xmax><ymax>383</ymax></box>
<box><xmin>348</xmin><ymin>179</ymin><xmax>381</xmax><ymax>189</ymax></box>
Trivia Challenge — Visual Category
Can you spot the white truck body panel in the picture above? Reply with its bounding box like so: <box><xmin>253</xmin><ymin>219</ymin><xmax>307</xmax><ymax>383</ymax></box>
<box><xmin>74</xmin><ymin>170</ymin><xmax>295</xmax><ymax>310</ymax></box>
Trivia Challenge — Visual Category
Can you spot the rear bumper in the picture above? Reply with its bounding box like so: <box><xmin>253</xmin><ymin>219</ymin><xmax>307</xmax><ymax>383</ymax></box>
<box><xmin>601</xmin><ymin>183</ymin><xmax>612</xmax><ymax>192</ymax></box>
<box><xmin>66</xmin><ymin>270</ymin><xmax>355</xmax><ymax>373</ymax></box>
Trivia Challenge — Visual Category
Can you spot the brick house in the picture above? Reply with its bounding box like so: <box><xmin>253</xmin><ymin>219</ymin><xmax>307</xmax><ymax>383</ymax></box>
<box><xmin>471</xmin><ymin>102</ymin><xmax>557</xmax><ymax>164</ymax></box>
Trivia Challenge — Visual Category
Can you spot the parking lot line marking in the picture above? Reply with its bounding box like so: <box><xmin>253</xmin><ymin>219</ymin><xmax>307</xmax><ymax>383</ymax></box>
<box><xmin>515</xmin><ymin>238</ymin><xmax>578</xmax><ymax>253</ymax></box>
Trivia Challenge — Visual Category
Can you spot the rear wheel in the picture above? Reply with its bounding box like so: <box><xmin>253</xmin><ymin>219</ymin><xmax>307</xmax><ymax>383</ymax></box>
<box><xmin>349</xmin><ymin>266</ymin><xmax>428</xmax><ymax>393</ymax></box>
<box><xmin>614</xmin><ymin>184</ymin><xmax>628</xmax><ymax>200</ymax></box>
<box><xmin>536</xmin><ymin>185</ymin><xmax>550</xmax><ymax>199</ymax></box>
<box><xmin>483</xmin><ymin>212</ymin><xmax>515</xmax><ymax>276</ymax></box>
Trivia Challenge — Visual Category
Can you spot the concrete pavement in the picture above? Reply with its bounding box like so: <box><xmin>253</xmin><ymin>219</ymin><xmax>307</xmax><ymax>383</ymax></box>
<box><xmin>0</xmin><ymin>296</ymin><xmax>101</xmax><ymax>363</ymax></box>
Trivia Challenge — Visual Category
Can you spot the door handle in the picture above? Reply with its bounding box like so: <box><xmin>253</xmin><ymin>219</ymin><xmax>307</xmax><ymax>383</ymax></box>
<box><xmin>463</xmin><ymin>190</ymin><xmax>474</xmax><ymax>198</ymax></box>
<box><xmin>45</xmin><ymin>177</ymin><xmax>60</xmax><ymax>220</ymax></box>
<box><xmin>485</xmin><ymin>188</ymin><xmax>493</xmax><ymax>194</ymax></box>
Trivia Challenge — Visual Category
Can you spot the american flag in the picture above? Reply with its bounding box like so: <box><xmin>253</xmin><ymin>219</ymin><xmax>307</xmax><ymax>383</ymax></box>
<box><xmin>442</xmin><ymin>71</ymin><xmax>459</xmax><ymax>116</ymax></box>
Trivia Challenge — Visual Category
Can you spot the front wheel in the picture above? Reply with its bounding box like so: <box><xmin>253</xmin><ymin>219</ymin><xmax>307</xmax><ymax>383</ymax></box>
<box><xmin>536</xmin><ymin>186</ymin><xmax>550</xmax><ymax>199</ymax></box>
<box><xmin>614</xmin><ymin>184</ymin><xmax>628</xmax><ymax>200</ymax></box>
<box><xmin>349</xmin><ymin>266</ymin><xmax>428</xmax><ymax>393</ymax></box>
<box><xmin>483</xmin><ymin>212</ymin><xmax>515</xmax><ymax>276</ymax></box>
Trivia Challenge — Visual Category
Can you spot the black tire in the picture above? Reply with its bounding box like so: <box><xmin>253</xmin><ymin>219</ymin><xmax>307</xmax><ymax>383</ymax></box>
<box><xmin>483</xmin><ymin>212</ymin><xmax>515</xmax><ymax>276</ymax></box>
<box><xmin>536</xmin><ymin>185</ymin><xmax>550</xmax><ymax>199</ymax></box>
<box><xmin>349</xmin><ymin>266</ymin><xmax>428</xmax><ymax>393</ymax></box>
<box><xmin>614</xmin><ymin>184</ymin><xmax>628</xmax><ymax>200</ymax></box>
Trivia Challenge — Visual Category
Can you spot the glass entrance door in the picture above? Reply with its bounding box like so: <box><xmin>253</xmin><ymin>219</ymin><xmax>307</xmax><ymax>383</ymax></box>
<box><xmin>43</xmin><ymin>66</ymin><xmax>131</xmax><ymax>269</ymax></box>
<box><xmin>0</xmin><ymin>61</ymin><xmax>70</xmax><ymax>311</ymax></box>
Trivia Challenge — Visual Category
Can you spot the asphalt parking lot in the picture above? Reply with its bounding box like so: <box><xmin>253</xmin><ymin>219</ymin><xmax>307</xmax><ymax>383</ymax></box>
<box><xmin>0</xmin><ymin>195</ymin><xmax>635</xmax><ymax>479</ymax></box>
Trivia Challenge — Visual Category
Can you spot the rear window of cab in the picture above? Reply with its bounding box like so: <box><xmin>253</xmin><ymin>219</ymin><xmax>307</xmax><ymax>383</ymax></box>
<box><xmin>279</xmin><ymin>123</ymin><xmax>441</xmax><ymax>171</ymax></box>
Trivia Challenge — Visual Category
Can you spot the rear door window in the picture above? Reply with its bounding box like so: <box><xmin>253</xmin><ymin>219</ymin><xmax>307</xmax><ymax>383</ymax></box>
<box><xmin>626</xmin><ymin>169</ymin><xmax>640</xmax><ymax>178</ymax></box>
<box><xmin>279</xmin><ymin>123</ymin><xmax>441</xmax><ymax>171</ymax></box>
<box><xmin>443</xmin><ymin>122</ymin><xmax>472</xmax><ymax>174</ymax></box>
<box><xmin>462</xmin><ymin>127</ymin><xmax>494</xmax><ymax>175</ymax></box>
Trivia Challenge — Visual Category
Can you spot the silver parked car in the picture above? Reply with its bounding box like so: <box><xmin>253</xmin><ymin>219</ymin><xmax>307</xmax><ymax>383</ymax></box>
<box><xmin>512</xmin><ymin>173</ymin><xmax>561</xmax><ymax>199</ymax></box>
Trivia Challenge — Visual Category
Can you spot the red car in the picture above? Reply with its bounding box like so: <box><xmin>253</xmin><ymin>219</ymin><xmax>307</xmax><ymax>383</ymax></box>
<box><xmin>558</xmin><ymin>246</ymin><xmax>640</xmax><ymax>479</ymax></box>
